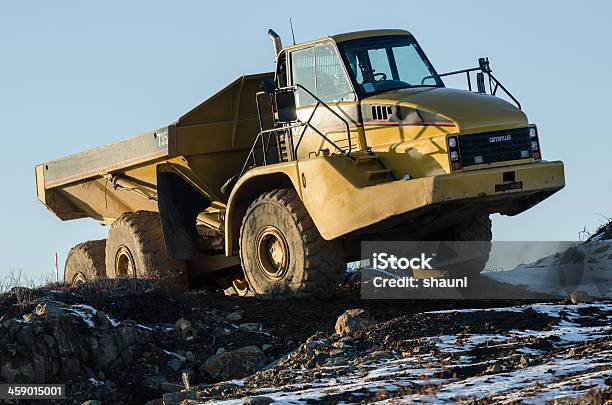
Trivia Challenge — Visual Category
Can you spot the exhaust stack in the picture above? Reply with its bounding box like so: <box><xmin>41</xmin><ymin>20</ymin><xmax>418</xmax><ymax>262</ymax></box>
<box><xmin>267</xmin><ymin>29</ymin><xmax>282</xmax><ymax>60</ymax></box>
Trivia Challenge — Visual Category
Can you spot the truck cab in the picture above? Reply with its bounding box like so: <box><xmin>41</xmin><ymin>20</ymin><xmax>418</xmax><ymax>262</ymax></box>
<box><xmin>268</xmin><ymin>29</ymin><xmax>535</xmax><ymax>178</ymax></box>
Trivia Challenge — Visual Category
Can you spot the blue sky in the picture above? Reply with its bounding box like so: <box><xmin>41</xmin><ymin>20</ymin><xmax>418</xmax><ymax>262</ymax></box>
<box><xmin>1</xmin><ymin>1</ymin><xmax>611</xmax><ymax>280</ymax></box>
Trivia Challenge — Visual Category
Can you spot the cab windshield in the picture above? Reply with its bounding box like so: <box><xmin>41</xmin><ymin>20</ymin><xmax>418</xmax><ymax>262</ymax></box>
<box><xmin>338</xmin><ymin>35</ymin><xmax>443</xmax><ymax>96</ymax></box>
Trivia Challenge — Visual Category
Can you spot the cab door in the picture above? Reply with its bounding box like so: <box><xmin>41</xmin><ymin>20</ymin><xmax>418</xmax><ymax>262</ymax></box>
<box><xmin>288</xmin><ymin>42</ymin><xmax>362</xmax><ymax>159</ymax></box>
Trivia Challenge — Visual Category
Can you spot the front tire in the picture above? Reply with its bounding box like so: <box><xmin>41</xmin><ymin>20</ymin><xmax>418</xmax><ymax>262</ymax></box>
<box><xmin>239</xmin><ymin>189</ymin><xmax>344</xmax><ymax>299</ymax></box>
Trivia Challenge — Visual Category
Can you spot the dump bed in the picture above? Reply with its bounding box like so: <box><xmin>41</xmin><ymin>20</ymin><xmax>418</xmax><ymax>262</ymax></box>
<box><xmin>36</xmin><ymin>72</ymin><xmax>273</xmax><ymax>223</ymax></box>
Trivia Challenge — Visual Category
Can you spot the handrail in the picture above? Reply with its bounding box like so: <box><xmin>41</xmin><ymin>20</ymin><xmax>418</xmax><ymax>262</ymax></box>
<box><xmin>240</xmin><ymin>84</ymin><xmax>355</xmax><ymax>178</ymax></box>
<box><xmin>292</xmin><ymin>84</ymin><xmax>353</xmax><ymax>156</ymax></box>
<box><xmin>423</xmin><ymin>64</ymin><xmax>521</xmax><ymax>110</ymax></box>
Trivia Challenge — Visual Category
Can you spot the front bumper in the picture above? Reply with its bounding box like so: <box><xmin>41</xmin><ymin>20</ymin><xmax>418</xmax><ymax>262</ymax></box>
<box><xmin>430</xmin><ymin>160</ymin><xmax>565</xmax><ymax>204</ymax></box>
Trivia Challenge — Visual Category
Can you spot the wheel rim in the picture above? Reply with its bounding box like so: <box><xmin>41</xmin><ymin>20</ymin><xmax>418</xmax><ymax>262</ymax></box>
<box><xmin>255</xmin><ymin>225</ymin><xmax>289</xmax><ymax>280</ymax></box>
<box><xmin>232</xmin><ymin>276</ymin><xmax>250</xmax><ymax>297</ymax></box>
<box><xmin>115</xmin><ymin>246</ymin><xmax>136</xmax><ymax>277</ymax></box>
<box><xmin>72</xmin><ymin>273</ymin><xmax>87</xmax><ymax>285</ymax></box>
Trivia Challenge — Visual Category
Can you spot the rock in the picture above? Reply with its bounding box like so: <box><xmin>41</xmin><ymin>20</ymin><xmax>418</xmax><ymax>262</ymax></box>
<box><xmin>165</xmin><ymin>351</ymin><xmax>187</xmax><ymax>363</ymax></box>
<box><xmin>162</xmin><ymin>390</ymin><xmax>196</xmax><ymax>405</ymax></box>
<box><xmin>167</xmin><ymin>358</ymin><xmax>183</xmax><ymax>372</ymax></box>
<box><xmin>95</xmin><ymin>311</ymin><xmax>112</xmax><ymax>328</ymax></box>
<box><xmin>175</xmin><ymin>318</ymin><xmax>198</xmax><ymax>341</ymax></box>
<box><xmin>82</xmin><ymin>401</ymin><xmax>102</xmax><ymax>405</ymax></box>
<box><xmin>22</xmin><ymin>313</ymin><xmax>34</xmax><ymax>322</ymax></box>
<box><xmin>302</xmin><ymin>340</ymin><xmax>321</xmax><ymax>354</ymax></box>
<box><xmin>304</xmin><ymin>352</ymin><xmax>329</xmax><ymax>369</ymax></box>
<box><xmin>519</xmin><ymin>356</ymin><xmax>529</xmax><ymax>368</ymax></box>
<box><xmin>213</xmin><ymin>327</ymin><xmax>230</xmax><ymax>337</ymax></box>
<box><xmin>242</xmin><ymin>396</ymin><xmax>273</xmax><ymax>405</ymax></box>
<box><xmin>226</xmin><ymin>311</ymin><xmax>244</xmax><ymax>322</ymax></box>
<box><xmin>569</xmin><ymin>290</ymin><xmax>593</xmax><ymax>304</ymax></box>
<box><xmin>329</xmin><ymin>348</ymin><xmax>344</xmax><ymax>356</ymax></box>
<box><xmin>368</xmin><ymin>351</ymin><xmax>395</xmax><ymax>361</ymax></box>
<box><xmin>324</xmin><ymin>357</ymin><xmax>348</xmax><ymax>367</ymax></box>
<box><xmin>239</xmin><ymin>323</ymin><xmax>262</xmax><ymax>333</ymax></box>
<box><xmin>35</xmin><ymin>302</ymin><xmax>64</xmax><ymax>318</ymax></box>
<box><xmin>185</xmin><ymin>351</ymin><xmax>196</xmax><ymax>362</ymax></box>
<box><xmin>145</xmin><ymin>375</ymin><xmax>168</xmax><ymax>389</ymax></box>
<box><xmin>335</xmin><ymin>309</ymin><xmax>374</xmax><ymax>335</ymax></box>
<box><xmin>144</xmin><ymin>399</ymin><xmax>163</xmax><ymax>405</ymax></box>
<box><xmin>261</xmin><ymin>344</ymin><xmax>273</xmax><ymax>352</ymax></box>
<box><xmin>204</xmin><ymin>345</ymin><xmax>266</xmax><ymax>380</ymax></box>
<box><xmin>306</xmin><ymin>331</ymin><xmax>328</xmax><ymax>343</ymax></box>
<box><xmin>0</xmin><ymin>312</ymin><xmax>151</xmax><ymax>384</ymax></box>
<box><xmin>486</xmin><ymin>363</ymin><xmax>502</xmax><ymax>373</ymax></box>
<box><xmin>160</xmin><ymin>382</ymin><xmax>184</xmax><ymax>393</ymax></box>
<box><xmin>332</xmin><ymin>338</ymin><xmax>352</xmax><ymax>349</ymax></box>
<box><xmin>216</xmin><ymin>348</ymin><xmax>226</xmax><ymax>355</ymax></box>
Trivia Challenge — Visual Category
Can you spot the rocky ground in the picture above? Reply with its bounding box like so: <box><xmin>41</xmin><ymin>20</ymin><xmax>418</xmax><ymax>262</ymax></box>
<box><xmin>1</xmin><ymin>275</ymin><xmax>611</xmax><ymax>405</ymax></box>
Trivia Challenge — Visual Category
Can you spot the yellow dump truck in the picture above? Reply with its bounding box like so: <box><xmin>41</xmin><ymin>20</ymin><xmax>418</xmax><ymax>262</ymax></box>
<box><xmin>36</xmin><ymin>28</ymin><xmax>565</xmax><ymax>298</ymax></box>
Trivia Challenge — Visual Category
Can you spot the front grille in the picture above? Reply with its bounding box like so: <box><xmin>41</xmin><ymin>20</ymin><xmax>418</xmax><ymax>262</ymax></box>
<box><xmin>458</xmin><ymin>127</ymin><xmax>532</xmax><ymax>167</ymax></box>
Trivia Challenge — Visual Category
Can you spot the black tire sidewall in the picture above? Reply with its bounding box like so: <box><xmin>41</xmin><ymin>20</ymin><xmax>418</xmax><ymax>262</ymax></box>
<box><xmin>64</xmin><ymin>240</ymin><xmax>106</xmax><ymax>284</ymax></box>
<box><xmin>64</xmin><ymin>251</ymin><xmax>97</xmax><ymax>283</ymax></box>
<box><xmin>240</xmin><ymin>198</ymin><xmax>306</xmax><ymax>297</ymax></box>
<box><xmin>106</xmin><ymin>225</ymin><xmax>148</xmax><ymax>279</ymax></box>
<box><xmin>105</xmin><ymin>212</ymin><xmax>183</xmax><ymax>281</ymax></box>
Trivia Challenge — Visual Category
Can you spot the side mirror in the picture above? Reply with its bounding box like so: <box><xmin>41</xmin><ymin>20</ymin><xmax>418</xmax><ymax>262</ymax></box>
<box><xmin>478</xmin><ymin>57</ymin><xmax>491</xmax><ymax>73</ymax></box>
<box><xmin>261</xmin><ymin>78</ymin><xmax>278</xmax><ymax>94</ymax></box>
<box><xmin>274</xmin><ymin>88</ymin><xmax>297</xmax><ymax>123</ymax></box>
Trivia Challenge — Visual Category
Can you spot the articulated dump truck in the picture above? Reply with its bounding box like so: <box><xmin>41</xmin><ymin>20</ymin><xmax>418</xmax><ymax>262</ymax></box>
<box><xmin>36</xmin><ymin>29</ymin><xmax>565</xmax><ymax>298</ymax></box>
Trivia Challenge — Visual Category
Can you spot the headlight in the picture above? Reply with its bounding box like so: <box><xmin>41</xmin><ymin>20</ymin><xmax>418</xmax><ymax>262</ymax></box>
<box><xmin>447</xmin><ymin>136</ymin><xmax>461</xmax><ymax>170</ymax></box>
<box><xmin>529</xmin><ymin>125</ymin><xmax>541</xmax><ymax>160</ymax></box>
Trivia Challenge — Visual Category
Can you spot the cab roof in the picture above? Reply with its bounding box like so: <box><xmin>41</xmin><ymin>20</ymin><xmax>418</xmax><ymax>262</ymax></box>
<box><xmin>282</xmin><ymin>29</ymin><xmax>412</xmax><ymax>52</ymax></box>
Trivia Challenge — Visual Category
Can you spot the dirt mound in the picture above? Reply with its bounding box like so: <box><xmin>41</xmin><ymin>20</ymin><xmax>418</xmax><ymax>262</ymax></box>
<box><xmin>191</xmin><ymin>303</ymin><xmax>612</xmax><ymax>404</ymax></box>
<box><xmin>1</xmin><ymin>279</ymin><xmax>610</xmax><ymax>404</ymax></box>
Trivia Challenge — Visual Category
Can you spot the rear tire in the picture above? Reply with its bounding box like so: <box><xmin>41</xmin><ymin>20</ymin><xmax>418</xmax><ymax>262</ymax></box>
<box><xmin>105</xmin><ymin>211</ymin><xmax>187</xmax><ymax>289</ymax></box>
<box><xmin>64</xmin><ymin>240</ymin><xmax>107</xmax><ymax>284</ymax></box>
<box><xmin>239</xmin><ymin>189</ymin><xmax>344</xmax><ymax>299</ymax></box>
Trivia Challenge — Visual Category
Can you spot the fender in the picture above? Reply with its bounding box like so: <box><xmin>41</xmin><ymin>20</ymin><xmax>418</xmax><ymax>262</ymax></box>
<box><xmin>157</xmin><ymin>164</ymin><xmax>211</xmax><ymax>260</ymax></box>
<box><xmin>224</xmin><ymin>161</ymin><xmax>301</xmax><ymax>256</ymax></box>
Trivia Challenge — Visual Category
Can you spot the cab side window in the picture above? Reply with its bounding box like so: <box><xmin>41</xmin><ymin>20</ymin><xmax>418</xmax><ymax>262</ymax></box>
<box><xmin>291</xmin><ymin>43</ymin><xmax>354</xmax><ymax>107</ymax></box>
<box><xmin>291</xmin><ymin>47</ymin><xmax>316</xmax><ymax>107</ymax></box>
<box><xmin>315</xmin><ymin>43</ymin><xmax>353</xmax><ymax>103</ymax></box>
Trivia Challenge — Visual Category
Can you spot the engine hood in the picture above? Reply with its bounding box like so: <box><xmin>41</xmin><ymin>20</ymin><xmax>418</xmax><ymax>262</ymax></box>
<box><xmin>363</xmin><ymin>87</ymin><xmax>528</xmax><ymax>134</ymax></box>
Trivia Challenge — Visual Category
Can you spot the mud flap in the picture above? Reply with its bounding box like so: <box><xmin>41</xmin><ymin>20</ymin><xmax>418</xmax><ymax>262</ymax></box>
<box><xmin>157</xmin><ymin>167</ymin><xmax>210</xmax><ymax>260</ymax></box>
